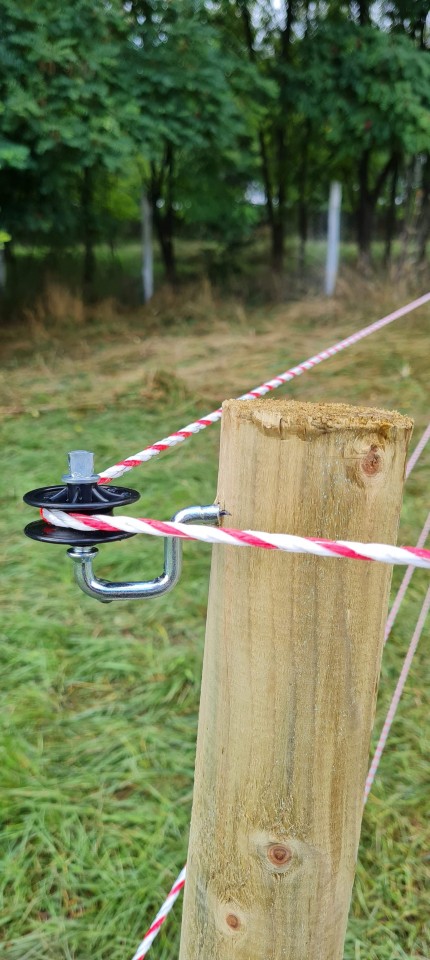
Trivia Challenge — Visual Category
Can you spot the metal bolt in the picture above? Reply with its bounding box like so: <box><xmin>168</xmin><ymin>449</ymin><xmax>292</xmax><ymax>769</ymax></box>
<box><xmin>62</xmin><ymin>450</ymin><xmax>99</xmax><ymax>484</ymax></box>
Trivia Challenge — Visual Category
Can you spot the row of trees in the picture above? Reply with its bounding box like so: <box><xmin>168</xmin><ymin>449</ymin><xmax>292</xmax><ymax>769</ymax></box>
<box><xmin>0</xmin><ymin>0</ymin><xmax>429</xmax><ymax>293</ymax></box>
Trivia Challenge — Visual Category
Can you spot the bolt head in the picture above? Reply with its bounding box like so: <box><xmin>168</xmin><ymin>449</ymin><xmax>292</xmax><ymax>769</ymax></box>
<box><xmin>62</xmin><ymin>450</ymin><xmax>100</xmax><ymax>484</ymax></box>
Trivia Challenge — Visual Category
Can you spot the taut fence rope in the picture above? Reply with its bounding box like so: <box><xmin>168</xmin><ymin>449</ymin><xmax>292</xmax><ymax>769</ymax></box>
<box><xmin>42</xmin><ymin>508</ymin><xmax>430</xmax><ymax>570</ymax></box>
<box><xmin>98</xmin><ymin>293</ymin><xmax>430</xmax><ymax>483</ymax></box>
<box><xmin>130</xmin><ymin>868</ymin><xmax>186</xmax><ymax>960</ymax></box>
<box><xmin>405</xmin><ymin>422</ymin><xmax>430</xmax><ymax>477</ymax></box>
<box><xmin>364</xmin><ymin>584</ymin><xmax>430</xmax><ymax>801</ymax></box>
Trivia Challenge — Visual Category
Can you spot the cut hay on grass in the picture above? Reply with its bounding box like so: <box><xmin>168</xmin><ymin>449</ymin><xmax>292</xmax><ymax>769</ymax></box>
<box><xmin>1</xmin><ymin>282</ymin><xmax>429</xmax><ymax>959</ymax></box>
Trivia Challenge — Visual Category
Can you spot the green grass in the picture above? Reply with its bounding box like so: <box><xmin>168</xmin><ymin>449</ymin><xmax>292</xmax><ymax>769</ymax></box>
<box><xmin>1</xmin><ymin>286</ymin><xmax>429</xmax><ymax>958</ymax></box>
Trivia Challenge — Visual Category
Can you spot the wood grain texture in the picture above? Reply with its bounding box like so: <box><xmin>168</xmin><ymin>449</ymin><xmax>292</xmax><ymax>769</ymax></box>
<box><xmin>179</xmin><ymin>399</ymin><xmax>413</xmax><ymax>960</ymax></box>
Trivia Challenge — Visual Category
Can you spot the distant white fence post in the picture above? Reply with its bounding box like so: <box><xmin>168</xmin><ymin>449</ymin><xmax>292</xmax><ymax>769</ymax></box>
<box><xmin>325</xmin><ymin>181</ymin><xmax>342</xmax><ymax>296</ymax></box>
<box><xmin>141</xmin><ymin>191</ymin><xmax>154</xmax><ymax>303</ymax></box>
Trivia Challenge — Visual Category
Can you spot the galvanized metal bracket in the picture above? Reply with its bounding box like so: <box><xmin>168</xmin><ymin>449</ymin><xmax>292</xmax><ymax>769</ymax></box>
<box><xmin>67</xmin><ymin>504</ymin><xmax>220</xmax><ymax>603</ymax></box>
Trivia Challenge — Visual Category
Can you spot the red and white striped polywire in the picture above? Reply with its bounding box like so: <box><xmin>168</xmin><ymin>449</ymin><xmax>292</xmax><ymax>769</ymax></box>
<box><xmin>42</xmin><ymin>508</ymin><xmax>430</xmax><ymax>569</ymax></box>
<box><xmin>130</xmin><ymin>867</ymin><xmax>186</xmax><ymax>960</ymax></box>
<box><xmin>364</xmin><ymin>584</ymin><xmax>430</xmax><ymax>802</ymax></box>
<box><xmin>98</xmin><ymin>292</ymin><xmax>430</xmax><ymax>483</ymax></box>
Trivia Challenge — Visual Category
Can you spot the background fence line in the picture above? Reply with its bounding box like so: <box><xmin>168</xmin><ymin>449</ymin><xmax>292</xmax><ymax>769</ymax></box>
<box><xmin>384</xmin><ymin>510</ymin><xmax>430</xmax><ymax>643</ymax></box>
<box><xmin>364</xmin><ymin>585</ymin><xmax>430</xmax><ymax>802</ymax></box>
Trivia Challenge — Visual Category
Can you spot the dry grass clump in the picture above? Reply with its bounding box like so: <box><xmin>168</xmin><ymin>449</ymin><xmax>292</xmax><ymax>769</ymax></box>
<box><xmin>23</xmin><ymin>281</ymin><xmax>85</xmax><ymax>333</ymax></box>
<box><xmin>1</xmin><ymin>275</ymin><xmax>428</xmax><ymax>421</ymax></box>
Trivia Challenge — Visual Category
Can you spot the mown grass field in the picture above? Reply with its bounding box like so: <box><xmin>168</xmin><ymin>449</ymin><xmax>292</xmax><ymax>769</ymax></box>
<box><xmin>1</xmin><ymin>277</ymin><xmax>429</xmax><ymax>959</ymax></box>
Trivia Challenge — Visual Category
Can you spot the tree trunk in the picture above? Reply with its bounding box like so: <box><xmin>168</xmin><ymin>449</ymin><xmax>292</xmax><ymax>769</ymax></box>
<box><xmin>239</xmin><ymin>0</ymin><xmax>295</xmax><ymax>274</ymax></box>
<box><xmin>358</xmin><ymin>0</ymin><xmax>370</xmax><ymax>25</ymax></box>
<box><xmin>258</xmin><ymin>130</ymin><xmax>275</xmax><ymax>231</ymax></box>
<box><xmin>298</xmin><ymin>125</ymin><xmax>310</xmax><ymax>276</ymax></box>
<box><xmin>298</xmin><ymin>200</ymin><xmax>308</xmax><ymax>277</ymax></box>
<box><xmin>4</xmin><ymin>239</ymin><xmax>15</xmax><ymax>267</ymax></box>
<box><xmin>357</xmin><ymin>151</ymin><xmax>398</xmax><ymax>263</ymax></box>
<box><xmin>271</xmin><ymin>121</ymin><xmax>287</xmax><ymax>275</ymax></box>
<box><xmin>270</xmin><ymin>2</ymin><xmax>295</xmax><ymax>274</ymax></box>
<box><xmin>384</xmin><ymin>156</ymin><xmax>399</xmax><ymax>265</ymax></box>
<box><xmin>357</xmin><ymin>151</ymin><xmax>373</xmax><ymax>262</ymax></box>
<box><xmin>0</xmin><ymin>247</ymin><xmax>6</xmax><ymax>292</ymax></box>
<box><xmin>151</xmin><ymin>145</ymin><xmax>176</xmax><ymax>286</ymax></box>
<box><xmin>271</xmin><ymin>219</ymin><xmax>284</xmax><ymax>274</ymax></box>
<box><xmin>397</xmin><ymin>157</ymin><xmax>419</xmax><ymax>269</ymax></box>
<box><xmin>153</xmin><ymin>213</ymin><xmax>176</xmax><ymax>286</ymax></box>
<box><xmin>81</xmin><ymin>167</ymin><xmax>96</xmax><ymax>288</ymax></box>
<box><xmin>239</xmin><ymin>3</ymin><xmax>275</xmax><ymax>233</ymax></box>
<box><xmin>417</xmin><ymin>153</ymin><xmax>430</xmax><ymax>263</ymax></box>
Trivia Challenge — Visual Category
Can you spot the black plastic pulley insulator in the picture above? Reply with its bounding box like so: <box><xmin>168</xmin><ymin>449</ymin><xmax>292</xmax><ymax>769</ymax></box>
<box><xmin>24</xmin><ymin>449</ymin><xmax>140</xmax><ymax>546</ymax></box>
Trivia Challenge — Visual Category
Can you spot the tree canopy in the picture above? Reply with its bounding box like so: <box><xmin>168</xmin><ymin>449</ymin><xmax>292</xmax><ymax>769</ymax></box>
<box><xmin>0</xmin><ymin>0</ymin><xmax>428</xmax><ymax>295</ymax></box>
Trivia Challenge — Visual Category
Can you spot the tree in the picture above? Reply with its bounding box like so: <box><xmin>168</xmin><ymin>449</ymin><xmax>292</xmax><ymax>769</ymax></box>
<box><xmin>214</xmin><ymin>0</ymin><xmax>299</xmax><ymax>273</ymax></box>
<box><xmin>0</xmin><ymin>0</ymin><xmax>138</xmax><ymax>285</ymax></box>
<box><xmin>303</xmin><ymin>17</ymin><xmax>430</xmax><ymax>260</ymax></box>
<box><xmin>127</xmin><ymin>0</ymin><xmax>258</xmax><ymax>283</ymax></box>
<box><xmin>379</xmin><ymin>0</ymin><xmax>429</xmax><ymax>262</ymax></box>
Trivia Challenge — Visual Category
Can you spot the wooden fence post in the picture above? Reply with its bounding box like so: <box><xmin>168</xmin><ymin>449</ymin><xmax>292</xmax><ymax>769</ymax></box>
<box><xmin>179</xmin><ymin>399</ymin><xmax>412</xmax><ymax>960</ymax></box>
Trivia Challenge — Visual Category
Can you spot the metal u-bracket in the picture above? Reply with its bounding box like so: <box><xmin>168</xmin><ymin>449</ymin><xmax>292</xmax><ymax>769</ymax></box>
<box><xmin>67</xmin><ymin>504</ymin><xmax>220</xmax><ymax>603</ymax></box>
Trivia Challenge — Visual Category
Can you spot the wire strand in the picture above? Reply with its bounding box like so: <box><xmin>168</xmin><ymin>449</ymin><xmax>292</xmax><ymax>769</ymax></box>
<box><xmin>99</xmin><ymin>293</ymin><xmax>430</xmax><ymax>483</ymax></box>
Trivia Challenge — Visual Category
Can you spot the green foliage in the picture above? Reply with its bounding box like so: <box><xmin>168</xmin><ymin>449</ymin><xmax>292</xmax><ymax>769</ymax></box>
<box><xmin>0</xmin><ymin>0</ymin><xmax>137</xmax><ymax>240</ymax></box>
<box><xmin>0</xmin><ymin>0</ymin><xmax>429</xmax><ymax>288</ymax></box>
<box><xmin>304</xmin><ymin>21</ymin><xmax>430</xmax><ymax>160</ymax></box>
<box><xmin>127</xmin><ymin>0</ymin><xmax>263</xmax><ymax>257</ymax></box>
<box><xmin>130</xmin><ymin>1</ymin><xmax>242</xmax><ymax>153</ymax></box>
<box><xmin>0</xmin><ymin>228</ymin><xmax>11</xmax><ymax>248</ymax></box>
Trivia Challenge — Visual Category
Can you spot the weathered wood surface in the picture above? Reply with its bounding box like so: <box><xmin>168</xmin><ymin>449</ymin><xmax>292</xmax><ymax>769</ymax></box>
<box><xmin>179</xmin><ymin>399</ymin><xmax>412</xmax><ymax>960</ymax></box>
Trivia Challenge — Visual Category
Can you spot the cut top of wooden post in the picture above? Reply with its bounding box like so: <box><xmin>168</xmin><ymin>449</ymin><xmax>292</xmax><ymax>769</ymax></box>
<box><xmin>218</xmin><ymin>399</ymin><xmax>413</xmax><ymax>542</ymax></box>
<box><xmin>225</xmin><ymin>397</ymin><xmax>411</xmax><ymax>434</ymax></box>
<box><xmin>179</xmin><ymin>398</ymin><xmax>412</xmax><ymax>960</ymax></box>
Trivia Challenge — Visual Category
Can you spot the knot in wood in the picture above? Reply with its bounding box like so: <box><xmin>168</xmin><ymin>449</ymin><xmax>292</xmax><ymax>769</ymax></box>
<box><xmin>267</xmin><ymin>843</ymin><xmax>292</xmax><ymax>866</ymax></box>
<box><xmin>362</xmin><ymin>445</ymin><xmax>381</xmax><ymax>476</ymax></box>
